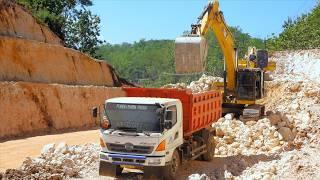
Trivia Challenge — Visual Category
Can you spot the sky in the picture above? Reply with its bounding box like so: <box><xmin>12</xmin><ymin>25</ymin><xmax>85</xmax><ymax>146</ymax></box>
<box><xmin>90</xmin><ymin>0</ymin><xmax>318</xmax><ymax>44</ymax></box>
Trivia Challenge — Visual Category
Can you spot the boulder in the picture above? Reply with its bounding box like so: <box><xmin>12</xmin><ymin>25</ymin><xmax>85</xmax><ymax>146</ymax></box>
<box><xmin>278</xmin><ymin>127</ymin><xmax>294</xmax><ymax>141</ymax></box>
<box><xmin>225</xmin><ymin>113</ymin><xmax>234</xmax><ymax>120</ymax></box>
<box><xmin>54</xmin><ymin>142</ymin><xmax>68</xmax><ymax>154</ymax></box>
<box><xmin>223</xmin><ymin>136</ymin><xmax>234</xmax><ymax>144</ymax></box>
<box><xmin>289</xmin><ymin>83</ymin><xmax>301</xmax><ymax>92</ymax></box>
<box><xmin>268</xmin><ymin>113</ymin><xmax>281</xmax><ymax>125</ymax></box>
<box><xmin>41</xmin><ymin>143</ymin><xmax>55</xmax><ymax>155</ymax></box>
<box><xmin>188</xmin><ymin>174</ymin><xmax>210</xmax><ymax>180</ymax></box>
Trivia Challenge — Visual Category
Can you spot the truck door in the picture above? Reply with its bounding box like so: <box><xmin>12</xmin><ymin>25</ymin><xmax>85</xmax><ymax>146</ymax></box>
<box><xmin>166</xmin><ymin>105</ymin><xmax>182</xmax><ymax>150</ymax></box>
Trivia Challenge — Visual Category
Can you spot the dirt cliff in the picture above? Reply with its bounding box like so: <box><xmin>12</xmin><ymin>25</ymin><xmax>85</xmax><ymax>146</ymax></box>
<box><xmin>0</xmin><ymin>0</ymin><xmax>62</xmax><ymax>45</ymax></box>
<box><xmin>0</xmin><ymin>1</ymin><xmax>128</xmax><ymax>139</ymax></box>
<box><xmin>0</xmin><ymin>37</ymin><xmax>121</xmax><ymax>86</ymax></box>
<box><xmin>0</xmin><ymin>82</ymin><xmax>125</xmax><ymax>139</ymax></box>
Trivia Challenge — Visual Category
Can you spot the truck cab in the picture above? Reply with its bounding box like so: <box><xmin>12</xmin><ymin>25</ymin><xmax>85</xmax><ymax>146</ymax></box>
<box><xmin>95</xmin><ymin>88</ymin><xmax>221</xmax><ymax>179</ymax></box>
<box><xmin>99</xmin><ymin>97</ymin><xmax>183</xmax><ymax>178</ymax></box>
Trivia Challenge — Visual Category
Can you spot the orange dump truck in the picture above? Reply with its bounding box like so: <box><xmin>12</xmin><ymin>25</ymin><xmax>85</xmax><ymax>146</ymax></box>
<box><xmin>93</xmin><ymin>88</ymin><xmax>222</xmax><ymax>179</ymax></box>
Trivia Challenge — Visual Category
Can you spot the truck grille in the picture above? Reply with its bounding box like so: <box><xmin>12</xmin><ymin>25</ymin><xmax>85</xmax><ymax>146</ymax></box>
<box><xmin>106</xmin><ymin>143</ymin><xmax>153</xmax><ymax>154</ymax></box>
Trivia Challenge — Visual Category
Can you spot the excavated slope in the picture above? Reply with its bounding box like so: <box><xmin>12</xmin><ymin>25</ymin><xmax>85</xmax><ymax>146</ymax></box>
<box><xmin>0</xmin><ymin>1</ymin><xmax>127</xmax><ymax>139</ymax></box>
<box><xmin>0</xmin><ymin>37</ymin><xmax>119</xmax><ymax>86</ymax></box>
<box><xmin>0</xmin><ymin>0</ymin><xmax>62</xmax><ymax>45</ymax></box>
<box><xmin>0</xmin><ymin>82</ymin><xmax>125</xmax><ymax>139</ymax></box>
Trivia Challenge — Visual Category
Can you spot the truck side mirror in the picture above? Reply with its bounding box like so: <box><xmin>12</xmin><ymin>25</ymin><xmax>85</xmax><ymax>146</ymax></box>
<box><xmin>92</xmin><ymin>107</ymin><xmax>98</xmax><ymax>118</ymax></box>
<box><xmin>164</xmin><ymin>110</ymin><xmax>173</xmax><ymax>129</ymax></box>
<box><xmin>165</xmin><ymin>110</ymin><xmax>173</xmax><ymax>120</ymax></box>
<box><xmin>156</xmin><ymin>107</ymin><xmax>165</xmax><ymax>115</ymax></box>
<box><xmin>164</xmin><ymin>120</ymin><xmax>173</xmax><ymax>129</ymax></box>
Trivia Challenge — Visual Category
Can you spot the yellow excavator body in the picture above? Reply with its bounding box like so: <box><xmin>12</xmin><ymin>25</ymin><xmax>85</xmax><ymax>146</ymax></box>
<box><xmin>175</xmin><ymin>0</ymin><xmax>276</xmax><ymax>115</ymax></box>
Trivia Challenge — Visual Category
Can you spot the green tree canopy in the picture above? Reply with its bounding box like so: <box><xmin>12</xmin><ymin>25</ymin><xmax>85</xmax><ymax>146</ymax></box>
<box><xmin>17</xmin><ymin>0</ymin><xmax>102</xmax><ymax>57</ymax></box>
<box><xmin>268</xmin><ymin>3</ymin><xmax>320</xmax><ymax>50</ymax></box>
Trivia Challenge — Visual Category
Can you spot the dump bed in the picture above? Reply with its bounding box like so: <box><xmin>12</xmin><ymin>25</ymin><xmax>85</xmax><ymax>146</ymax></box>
<box><xmin>123</xmin><ymin>87</ymin><xmax>222</xmax><ymax>137</ymax></box>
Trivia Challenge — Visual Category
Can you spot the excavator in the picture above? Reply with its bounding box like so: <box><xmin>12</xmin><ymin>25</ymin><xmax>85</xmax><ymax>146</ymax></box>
<box><xmin>175</xmin><ymin>0</ymin><xmax>276</xmax><ymax>118</ymax></box>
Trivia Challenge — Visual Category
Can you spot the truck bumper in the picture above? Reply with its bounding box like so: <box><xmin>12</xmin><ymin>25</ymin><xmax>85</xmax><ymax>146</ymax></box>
<box><xmin>99</xmin><ymin>151</ymin><xmax>166</xmax><ymax>167</ymax></box>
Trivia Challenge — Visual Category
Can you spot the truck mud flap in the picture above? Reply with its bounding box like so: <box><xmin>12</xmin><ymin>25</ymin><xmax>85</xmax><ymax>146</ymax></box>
<box><xmin>99</xmin><ymin>161</ymin><xmax>122</xmax><ymax>177</ymax></box>
<box><xmin>144</xmin><ymin>166</ymin><xmax>165</xmax><ymax>180</ymax></box>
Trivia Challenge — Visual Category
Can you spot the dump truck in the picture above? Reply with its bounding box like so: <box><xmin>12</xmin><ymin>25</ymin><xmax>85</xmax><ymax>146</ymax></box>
<box><xmin>92</xmin><ymin>87</ymin><xmax>222</xmax><ymax>179</ymax></box>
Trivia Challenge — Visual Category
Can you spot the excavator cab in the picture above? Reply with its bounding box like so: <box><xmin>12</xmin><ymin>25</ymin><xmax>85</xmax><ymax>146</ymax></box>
<box><xmin>236</xmin><ymin>68</ymin><xmax>264</xmax><ymax>101</ymax></box>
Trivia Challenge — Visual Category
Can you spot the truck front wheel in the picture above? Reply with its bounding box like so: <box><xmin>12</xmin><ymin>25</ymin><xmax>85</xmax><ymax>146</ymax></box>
<box><xmin>99</xmin><ymin>161</ymin><xmax>123</xmax><ymax>177</ymax></box>
<box><xmin>163</xmin><ymin>150</ymin><xmax>180</xmax><ymax>180</ymax></box>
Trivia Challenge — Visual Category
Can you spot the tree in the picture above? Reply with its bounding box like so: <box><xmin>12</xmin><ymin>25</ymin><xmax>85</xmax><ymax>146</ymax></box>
<box><xmin>17</xmin><ymin>0</ymin><xmax>102</xmax><ymax>57</ymax></box>
<box><xmin>65</xmin><ymin>8</ymin><xmax>103</xmax><ymax>57</ymax></box>
<box><xmin>268</xmin><ymin>3</ymin><xmax>320</xmax><ymax>50</ymax></box>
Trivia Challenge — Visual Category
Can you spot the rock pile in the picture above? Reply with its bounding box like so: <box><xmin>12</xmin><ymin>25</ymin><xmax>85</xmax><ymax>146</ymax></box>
<box><xmin>263</xmin><ymin>80</ymin><xmax>320</xmax><ymax>141</ymax></box>
<box><xmin>188</xmin><ymin>173</ymin><xmax>210</xmax><ymax>180</ymax></box>
<box><xmin>162</xmin><ymin>74</ymin><xmax>223</xmax><ymax>93</ymax></box>
<box><xmin>3</xmin><ymin>143</ymin><xmax>99</xmax><ymax>179</ymax></box>
<box><xmin>213</xmin><ymin>112</ymin><xmax>297</xmax><ymax>157</ymax></box>
<box><xmin>219</xmin><ymin>49</ymin><xmax>320</xmax><ymax>179</ymax></box>
<box><xmin>162</xmin><ymin>82</ymin><xmax>187</xmax><ymax>90</ymax></box>
<box><xmin>224</xmin><ymin>144</ymin><xmax>320</xmax><ymax>180</ymax></box>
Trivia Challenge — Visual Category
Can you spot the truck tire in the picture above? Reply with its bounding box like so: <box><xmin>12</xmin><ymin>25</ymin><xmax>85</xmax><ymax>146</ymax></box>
<box><xmin>99</xmin><ymin>161</ymin><xmax>123</xmax><ymax>177</ymax></box>
<box><xmin>163</xmin><ymin>150</ymin><xmax>180</xmax><ymax>180</ymax></box>
<box><xmin>202</xmin><ymin>133</ymin><xmax>216</xmax><ymax>161</ymax></box>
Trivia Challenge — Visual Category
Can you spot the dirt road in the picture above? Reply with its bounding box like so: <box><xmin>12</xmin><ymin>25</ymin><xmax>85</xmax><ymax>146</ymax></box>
<box><xmin>0</xmin><ymin>129</ymin><xmax>99</xmax><ymax>172</ymax></box>
<box><xmin>0</xmin><ymin>128</ymin><xmax>279</xmax><ymax>179</ymax></box>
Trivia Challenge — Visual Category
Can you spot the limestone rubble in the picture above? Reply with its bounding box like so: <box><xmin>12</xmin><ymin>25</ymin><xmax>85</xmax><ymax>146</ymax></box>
<box><xmin>182</xmin><ymin>49</ymin><xmax>320</xmax><ymax>179</ymax></box>
<box><xmin>3</xmin><ymin>143</ymin><xmax>100</xmax><ymax>179</ymax></box>
<box><xmin>162</xmin><ymin>74</ymin><xmax>223</xmax><ymax>93</ymax></box>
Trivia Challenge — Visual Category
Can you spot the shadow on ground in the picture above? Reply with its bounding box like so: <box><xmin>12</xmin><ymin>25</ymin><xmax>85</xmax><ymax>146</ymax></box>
<box><xmin>93</xmin><ymin>153</ymin><xmax>279</xmax><ymax>180</ymax></box>
<box><xmin>176</xmin><ymin>154</ymin><xmax>280</xmax><ymax>180</ymax></box>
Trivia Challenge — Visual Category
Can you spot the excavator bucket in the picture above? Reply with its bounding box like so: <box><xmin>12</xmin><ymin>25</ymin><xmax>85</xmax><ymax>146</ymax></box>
<box><xmin>175</xmin><ymin>36</ymin><xmax>208</xmax><ymax>74</ymax></box>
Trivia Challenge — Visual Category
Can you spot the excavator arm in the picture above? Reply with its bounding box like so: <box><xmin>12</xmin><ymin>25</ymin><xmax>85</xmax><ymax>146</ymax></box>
<box><xmin>175</xmin><ymin>0</ymin><xmax>275</xmax><ymax>114</ymax></box>
<box><xmin>191</xmin><ymin>0</ymin><xmax>237</xmax><ymax>93</ymax></box>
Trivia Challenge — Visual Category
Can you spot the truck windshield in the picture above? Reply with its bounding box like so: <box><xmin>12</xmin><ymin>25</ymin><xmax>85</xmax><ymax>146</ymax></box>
<box><xmin>105</xmin><ymin>103</ymin><xmax>162</xmax><ymax>133</ymax></box>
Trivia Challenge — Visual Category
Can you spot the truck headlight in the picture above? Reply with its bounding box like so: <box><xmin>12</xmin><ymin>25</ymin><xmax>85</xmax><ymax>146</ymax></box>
<box><xmin>148</xmin><ymin>158</ymin><xmax>162</xmax><ymax>165</ymax></box>
<box><xmin>99</xmin><ymin>153</ymin><xmax>108</xmax><ymax>160</ymax></box>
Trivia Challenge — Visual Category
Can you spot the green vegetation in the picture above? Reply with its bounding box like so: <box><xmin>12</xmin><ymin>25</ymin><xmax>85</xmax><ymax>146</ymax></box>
<box><xmin>17</xmin><ymin>0</ymin><xmax>102</xmax><ymax>57</ymax></box>
<box><xmin>17</xmin><ymin>1</ymin><xmax>319</xmax><ymax>87</ymax></box>
<box><xmin>96</xmin><ymin>27</ymin><xmax>265</xmax><ymax>87</ymax></box>
<box><xmin>268</xmin><ymin>3</ymin><xmax>320</xmax><ymax>50</ymax></box>
<box><xmin>96</xmin><ymin>40</ymin><xmax>175</xmax><ymax>87</ymax></box>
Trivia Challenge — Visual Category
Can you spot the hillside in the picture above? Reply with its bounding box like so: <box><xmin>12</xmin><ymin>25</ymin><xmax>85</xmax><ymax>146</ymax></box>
<box><xmin>0</xmin><ymin>0</ymin><xmax>126</xmax><ymax>139</ymax></box>
<box><xmin>268</xmin><ymin>3</ymin><xmax>320</xmax><ymax>50</ymax></box>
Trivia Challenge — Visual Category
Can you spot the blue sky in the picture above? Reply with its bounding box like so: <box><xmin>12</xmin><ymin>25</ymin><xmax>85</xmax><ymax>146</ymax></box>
<box><xmin>90</xmin><ymin>0</ymin><xmax>318</xmax><ymax>44</ymax></box>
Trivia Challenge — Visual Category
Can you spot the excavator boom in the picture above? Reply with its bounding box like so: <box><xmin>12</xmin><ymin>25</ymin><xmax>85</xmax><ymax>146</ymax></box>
<box><xmin>193</xmin><ymin>1</ymin><xmax>237</xmax><ymax>92</ymax></box>
<box><xmin>175</xmin><ymin>1</ymin><xmax>237</xmax><ymax>93</ymax></box>
<box><xmin>175</xmin><ymin>0</ymin><xmax>275</xmax><ymax>117</ymax></box>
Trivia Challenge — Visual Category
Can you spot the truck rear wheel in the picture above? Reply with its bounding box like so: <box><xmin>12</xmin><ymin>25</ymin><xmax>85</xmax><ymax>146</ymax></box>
<box><xmin>99</xmin><ymin>161</ymin><xmax>123</xmax><ymax>177</ymax></box>
<box><xmin>163</xmin><ymin>150</ymin><xmax>180</xmax><ymax>180</ymax></box>
<box><xmin>202</xmin><ymin>133</ymin><xmax>216</xmax><ymax>161</ymax></box>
